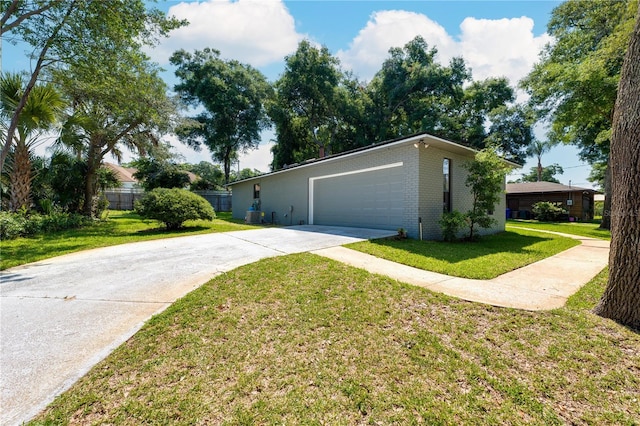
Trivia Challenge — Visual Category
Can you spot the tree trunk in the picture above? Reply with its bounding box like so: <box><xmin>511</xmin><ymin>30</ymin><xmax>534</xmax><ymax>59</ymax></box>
<box><xmin>536</xmin><ymin>155</ymin><xmax>542</xmax><ymax>182</ymax></box>
<box><xmin>599</xmin><ymin>163</ymin><xmax>611</xmax><ymax>230</ymax></box>
<box><xmin>593</xmin><ymin>9</ymin><xmax>640</xmax><ymax>329</ymax></box>
<box><xmin>83</xmin><ymin>142</ymin><xmax>101</xmax><ymax>217</ymax></box>
<box><xmin>9</xmin><ymin>138</ymin><xmax>32</xmax><ymax>211</ymax></box>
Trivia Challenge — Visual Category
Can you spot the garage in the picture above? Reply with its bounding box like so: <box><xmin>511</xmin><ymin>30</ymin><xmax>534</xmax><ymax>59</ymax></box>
<box><xmin>309</xmin><ymin>162</ymin><xmax>405</xmax><ymax>230</ymax></box>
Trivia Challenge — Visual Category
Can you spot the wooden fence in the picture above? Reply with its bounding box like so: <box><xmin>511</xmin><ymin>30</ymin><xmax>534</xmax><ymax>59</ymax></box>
<box><xmin>104</xmin><ymin>189</ymin><xmax>232</xmax><ymax>212</ymax></box>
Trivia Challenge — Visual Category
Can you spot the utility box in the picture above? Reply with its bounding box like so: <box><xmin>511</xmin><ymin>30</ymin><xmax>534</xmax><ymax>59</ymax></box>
<box><xmin>245</xmin><ymin>211</ymin><xmax>262</xmax><ymax>224</ymax></box>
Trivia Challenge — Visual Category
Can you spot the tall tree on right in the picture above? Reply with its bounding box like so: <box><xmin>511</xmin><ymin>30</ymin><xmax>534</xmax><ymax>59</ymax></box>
<box><xmin>593</xmin><ymin>8</ymin><xmax>640</xmax><ymax>329</ymax></box>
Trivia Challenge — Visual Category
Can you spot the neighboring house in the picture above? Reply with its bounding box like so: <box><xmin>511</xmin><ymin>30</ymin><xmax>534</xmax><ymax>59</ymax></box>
<box><xmin>228</xmin><ymin>133</ymin><xmax>514</xmax><ymax>240</ymax></box>
<box><xmin>506</xmin><ymin>182</ymin><xmax>595</xmax><ymax>221</ymax></box>
<box><xmin>103</xmin><ymin>162</ymin><xmax>139</xmax><ymax>189</ymax></box>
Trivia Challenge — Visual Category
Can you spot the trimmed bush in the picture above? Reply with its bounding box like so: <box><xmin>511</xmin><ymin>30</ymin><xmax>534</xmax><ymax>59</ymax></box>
<box><xmin>439</xmin><ymin>210</ymin><xmax>467</xmax><ymax>242</ymax></box>
<box><xmin>531</xmin><ymin>201</ymin><xmax>567</xmax><ymax>222</ymax></box>
<box><xmin>135</xmin><ymin>188</ymin><xmax>216</xmax><ymax>230</ymax></box>
<box><xmin>0</xmin><ymin>212</ymin><xmax>28</xmax><ymax>240</ymax></box>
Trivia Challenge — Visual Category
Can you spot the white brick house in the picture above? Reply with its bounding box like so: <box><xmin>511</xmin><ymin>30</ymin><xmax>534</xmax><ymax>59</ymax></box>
<box><xmin>228</xmin><ymin>133</ymin><xmax>510</xmax><ymax>240</ymax></box>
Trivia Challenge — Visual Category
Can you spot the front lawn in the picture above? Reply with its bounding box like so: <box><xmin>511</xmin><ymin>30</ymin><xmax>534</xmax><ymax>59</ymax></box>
<box><xmin>507</xmin><ymin>219</ymin><xmax>612</xmax><ymax>240</ymax></box>
<box><xmin>346</xmin><ymin>228</ymin><xmax>580</xmax><ymax>279</ymax></box>
<box><xmin>30</xmin><ymin>255</ymin><xmax>639</xmax><ymax>425</ymax></box>
<box><xmin>0</xmin><ymin>211</ymin><xmax>261</xmax><ymax>270</ymax></box>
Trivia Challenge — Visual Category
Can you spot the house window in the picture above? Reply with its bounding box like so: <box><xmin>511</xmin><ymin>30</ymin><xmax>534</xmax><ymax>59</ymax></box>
<box><xmin>253</xmin><ymin>183</ymin><xmax>260</xmax><ymax>199</ymax></box>
<box><xmin>443</xmin><ymin>158</ymin><xmax>451</xmax><ymax>213</ymax></box>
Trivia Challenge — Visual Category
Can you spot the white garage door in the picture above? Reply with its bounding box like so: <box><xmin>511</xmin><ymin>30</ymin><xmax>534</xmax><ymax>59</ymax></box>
<box><xmin>310</xmin><ymin>163</ymin><xmax>405</xmax><ymax>230</ymax></box>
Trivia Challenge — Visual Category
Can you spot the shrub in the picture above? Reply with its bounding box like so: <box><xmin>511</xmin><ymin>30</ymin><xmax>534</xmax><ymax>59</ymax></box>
<box><xmin>135</xmin><ymin>188</ymin><xmax>216</xmax><ymax>230</ymax></box>
<box><xmin>0</xmin><ymin>211</ymin><xmax>28</xmax><ymax>240</ymax></box>
<box><xmin>532</xmin><ymin>201</ymin><xmax>567</xmax><ymax>221</ymax></box>
<box><xmin>439</xmin><ymin>210</ymin><xmax>467</xmax><ymax>242</ymax></box>
<box><xmin>0</xmin><ymin>211</ymin><xmax>89</xmax><ymax>240</ymax></box>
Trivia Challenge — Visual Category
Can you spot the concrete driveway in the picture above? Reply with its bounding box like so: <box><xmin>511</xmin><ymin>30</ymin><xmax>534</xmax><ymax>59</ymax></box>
<box><xmin>0</xmin><ymin>225</ymin><xmax>395</xmax><ymax>426</ymax></box>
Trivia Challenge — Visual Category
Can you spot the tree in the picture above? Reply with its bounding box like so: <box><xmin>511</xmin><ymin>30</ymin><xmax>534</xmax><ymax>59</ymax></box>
<box><xmin>132</xmin><ymin>158</ymin><xmax>191</xmax><ymax>191</ymax></box>
<box><xmin>0</xmin><ymin>0</ymin><xmax>184</xmax><ymax>171</ymax></box>
<box><xmin>56</xmin><ymin>53</ymin><xmax>178</xmax><ymax>217</ymax></box>
<box><xmin>526</xmin><ymin>140</ymin><xmax>554</xmax><ymax>182</ymax></box>
<box><xmin>187</xmin><ymin>161</ymin><xmax>225</xmax><ymax>190</ymax></box>
<box><xmin>171</xmin><ymin>48</ymin><xmax>272</xmax><ymax>184</ymax></box>
<box><xmin>1</xmin><ymin>73</ymin><xmax>64</xmax><ymax>211</ymax></box>
<box><xmin>517</xmin><ymin>164</ymin><xmax>564</xmax><ymax>183</ymax></box>
<box><xmin>521</xmin><ymin>0</ymin><xmax>638</xmax><ymax>229</ymax></box>
<box><xmin>593</xmin><ymin>8</ymin><xmax>640</xmax><ymax>329</ymax></box>
<box><xmin>269</xmin><ymin>40</ymin><xmax>350</xmax><ymax>169</ymax></box>
<box><xmin>463</xmin><ymin>149</ymin><xmax>510</xmax><ymax>240</ymax></box>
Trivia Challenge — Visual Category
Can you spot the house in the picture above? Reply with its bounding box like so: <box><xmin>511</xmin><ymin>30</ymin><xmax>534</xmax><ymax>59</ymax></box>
<box><xmin>104</xmin><ymin>162</ymin><xmax>139</xmax><ymax>189</ymax></box>
<box><xmin>506</xmin><ymin>181</ymin><xmax>595</xmax><ymax>221</ymax></box>
<box><xmin>228</xmin><ymin>133</ymin><xmax>513</xmax><ymax>240</ymax></box>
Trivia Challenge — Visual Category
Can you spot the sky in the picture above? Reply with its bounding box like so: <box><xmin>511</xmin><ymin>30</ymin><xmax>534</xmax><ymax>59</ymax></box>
<box><xmin>1</xmin><ymin>0</ymin><xmax>597</xmax><ymax>189</ymax></box>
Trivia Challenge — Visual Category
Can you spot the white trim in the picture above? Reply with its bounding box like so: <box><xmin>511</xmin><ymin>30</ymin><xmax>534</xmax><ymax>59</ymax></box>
<box><xmin>308</xmin><ymin>162</ymin><xmax>403</xmax><ymax>225</ymax></box>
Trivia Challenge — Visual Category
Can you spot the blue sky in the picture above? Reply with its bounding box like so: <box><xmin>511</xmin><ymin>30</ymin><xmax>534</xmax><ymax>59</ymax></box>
<box><xmin>2</xmin><ymin>0</ymin><xmax>596</xmax><ymax>188</ymax></box>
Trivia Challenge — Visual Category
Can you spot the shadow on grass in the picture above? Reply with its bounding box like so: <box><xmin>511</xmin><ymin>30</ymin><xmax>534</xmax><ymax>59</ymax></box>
<box><xmin>364</xmin><ymin>231</ymin><xmax>553</xmax><ymax>264</ymax></box>
<box><xmin>135</xmin><ymin>226</ymin><xmax>211</xmax><ymax>236</ymax></box>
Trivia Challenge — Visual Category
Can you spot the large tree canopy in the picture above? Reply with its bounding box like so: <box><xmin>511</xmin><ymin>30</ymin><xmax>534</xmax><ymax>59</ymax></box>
<box><xmin>55</xmin><ymin>53</ymin><xmax>178</xmax><ymax>216</ymax></box>
<box><xmin>0</xmin><ymin>0</ymin><xmax>184</xmax><ymax>172</ymax></box>
<box><xmin>171</xmin><ymin>48</ymin><xmax>272</xmax><ymax>184</ymax></box>
<box><xmin>269</xmin><ymin>37</ymin><xmax>533</xmax><ymax>169</ymax></box>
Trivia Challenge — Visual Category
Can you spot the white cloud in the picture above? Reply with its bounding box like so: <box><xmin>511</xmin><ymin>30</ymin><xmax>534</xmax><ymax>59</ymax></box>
<box><xmin>458</xmin><ymin>17</ymin><xmax>552</xmax><ymax>85</ymax></box>
<box><xmin>337</xmin><ymin>12</ymin><xmax>552</xmax><ymax>89</ymax></box>
<box><xmin>337</xmin><ymin>10</ymin><xmax>457</xmax><ymax>82</ymax></box>
<box><xmin>150</xmin><ymin>0</ymin><xmax>305</xmax><ymax>67</ymax></box>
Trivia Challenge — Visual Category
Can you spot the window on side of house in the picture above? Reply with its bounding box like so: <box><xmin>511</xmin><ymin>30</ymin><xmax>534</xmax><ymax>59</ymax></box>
<box><xmin>443</xmin><ymin>158</ymin><xmax>451</xmax><ymax>213</ymax></box>
<box><xmin>253</xmin><ymin>183</ymin><xmax>260</xmax><ymax>199</ymax></box>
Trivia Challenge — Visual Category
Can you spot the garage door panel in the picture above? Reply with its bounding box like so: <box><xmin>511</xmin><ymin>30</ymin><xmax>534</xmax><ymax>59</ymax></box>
<box><xmin>312</xmin><ymin>165</ymin><xmax>405</xmax><ymax>230</ymax></box>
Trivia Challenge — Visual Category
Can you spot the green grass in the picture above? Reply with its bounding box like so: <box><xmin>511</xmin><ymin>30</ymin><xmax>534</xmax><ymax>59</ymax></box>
<box><xmin>507</xmin><ymin>219</ymin><xmax>612</xmax><ymax>240</ymax></box>
<box><xmin>30</xmin><ymin>254</ymin><xmax>639</xmax><ymax>425</ymax></box>
<box><xmin>346</xmin><ymin>228</ymin><xmax>580</xmax><ymax>279</ymax></box>
<box><xmin>0</xmin><ymin>211</ymin><xmax>262</xmax><ymax>270</ymax></box>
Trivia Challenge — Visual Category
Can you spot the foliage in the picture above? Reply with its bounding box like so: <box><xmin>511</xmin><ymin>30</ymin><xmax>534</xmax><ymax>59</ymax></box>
<box><xmin>171</xmin><ymin>48</ymin><xmax>272</xmax><ymax>183</ymax></box>
<box><xmin>0</xmin><ymin>210</ymin><xmax>89</xmax><ymax>240</ymax></box>
<box><xmin>55</xmin><ymin>49</ymin><xmax>179</xmax><ymax>217</ymax></box>
<box><xmin>230</xmin><ymin>168</ymin><xmax>262</xmax><ymax>182</ymax></box>
<box><xmin>0</xmin><ymin>73</ymin><xmax>65</xmax><ymax>211</ymax></box>
<box><xmin>516</xmin><ymin>163</ymin><xmax>564</xmax><ymax>183</ymax></box>
<box><xmin>135</xmin><ymin>188</ymin><xmax>215</xmax><ymax>230</ymax></box>
<box><xmin>531</xmin><ymin>201</ymin><xmax>567</xmax><ymax>221</ymax></box>
<box><xmin>132</xmin><ymin>158</ymin><xmax>191</xmax><ymax>191</ymax></box>
<box><xmin>1</xmin><ymin>0</ymin><xmax>185</xmax><ymax>170</ymax></box>
<box><xmin>438</xmin><ymin>210</ymin><xmax>467</xmax><ymax>242</ymax></box>
<box><xmin>187</xmin><ymin>161</ymin><xmax>225</xmax><ymax>190</ymax></box>
<box><xmin>463</xmin><ymin>149</ymin><xmax>510</xmax><ymax>240</ymax></box>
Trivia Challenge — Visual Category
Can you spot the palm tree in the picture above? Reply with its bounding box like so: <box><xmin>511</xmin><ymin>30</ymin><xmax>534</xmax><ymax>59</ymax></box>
<box><xmin>527</xmin><ymin>140</ymin><xmax>554</xmax><ymax>182</ymax></box>
<box><xmin>0</xmin><ymin>73</ymin><xmax>65</xmax><ymax>211</ymax></box>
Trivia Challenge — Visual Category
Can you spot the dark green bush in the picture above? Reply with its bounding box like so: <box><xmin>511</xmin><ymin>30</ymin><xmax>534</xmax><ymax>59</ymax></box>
<box><xmin>135</xmin><ymin>188</ymin><xmax>216</xmax><ymax>230</ymax></box>
<box><xmin>531</xmin><ymin>201</ymin><xmax>567</xmax><ymax>221</ymax></box>
<box><xmin>439</xmin><ymin>210</ymin><xmax>467</xmax><ymax>242</ymax></box>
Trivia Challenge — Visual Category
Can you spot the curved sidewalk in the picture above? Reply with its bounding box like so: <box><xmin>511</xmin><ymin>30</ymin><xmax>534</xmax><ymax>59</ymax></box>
<box><xmin>313</xmin><ymin>231</ymin><xmax>610</xmax><ymax>311</ymax></box>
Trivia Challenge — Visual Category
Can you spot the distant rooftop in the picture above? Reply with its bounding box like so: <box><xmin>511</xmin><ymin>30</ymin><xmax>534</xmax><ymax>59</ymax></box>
<box><xmin>506</xmin><ymin>181</ymin><xmax>594</xmax><ymax>194</ymax></box>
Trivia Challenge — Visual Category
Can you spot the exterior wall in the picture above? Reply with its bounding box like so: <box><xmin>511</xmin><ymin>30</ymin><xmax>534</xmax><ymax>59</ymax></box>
<box><xmin>417</xmin><ymin>147</ymin><xmax>504</xmax><ymax>240</ymax></box>
<box><xmin>506</xmin><ymin>191</ymin><xmax>594</xmax><ymax>221</ymax></box>
<box><xmin>232</xmin><ymin>143</ymin><xmax>419</xmax><ymax>233</ymax></box>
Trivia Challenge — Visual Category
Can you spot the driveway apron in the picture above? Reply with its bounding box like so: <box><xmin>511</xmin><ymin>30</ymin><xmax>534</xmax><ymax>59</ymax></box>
<box><xmin>0</xmin><ymin>226</ymin><xmax>395</xmax><ymax>426</ymax></box>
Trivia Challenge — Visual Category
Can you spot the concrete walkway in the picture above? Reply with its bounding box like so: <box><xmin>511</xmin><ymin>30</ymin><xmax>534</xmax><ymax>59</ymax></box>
<box><xmin>314</xmin><ymin>230</ymin><xmax>609</xmax><ymax>310</ymax></box>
